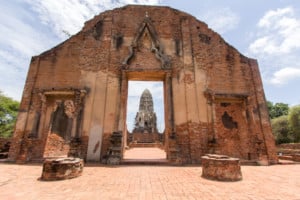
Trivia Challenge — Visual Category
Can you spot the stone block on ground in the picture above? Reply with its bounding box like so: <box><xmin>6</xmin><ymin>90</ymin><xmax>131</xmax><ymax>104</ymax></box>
<box><xmin>41</xmin><ymin>157</ymin><xmax>83</xmax><ymax>181</ymax></box>
<box><xmin>201</xmin><ymin>154</ymin><xmax>242</xmax><ymax>181</ymax></box>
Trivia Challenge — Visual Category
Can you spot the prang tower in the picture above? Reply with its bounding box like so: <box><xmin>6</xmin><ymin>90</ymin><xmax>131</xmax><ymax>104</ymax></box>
<box><xmin>133</xmin><ymin>89</ymin><xmax>158</xmax><ymax>133</ymax></box>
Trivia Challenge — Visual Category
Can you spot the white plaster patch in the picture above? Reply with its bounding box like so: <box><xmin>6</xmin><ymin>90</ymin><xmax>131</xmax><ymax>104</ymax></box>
<box><xmin>86</xmin><ymin>124</ymin><xmax>102</xmax><ymax>161</ymax></box>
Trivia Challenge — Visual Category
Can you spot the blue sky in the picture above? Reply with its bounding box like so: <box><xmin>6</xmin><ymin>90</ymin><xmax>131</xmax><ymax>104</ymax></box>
<box><xmin>1</xmin><ymin>0</ymin><xmax>300</xmax><ymax>131</ymax></box>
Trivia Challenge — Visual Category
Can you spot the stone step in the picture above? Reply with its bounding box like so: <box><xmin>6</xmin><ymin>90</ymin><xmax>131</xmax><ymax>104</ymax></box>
<box><xmin>277</xmin><ymin>149</ymin><xmax>300</xmax><ymax>154</ymax></box>
<box><xmin>128</xmin><ymin>143</ymin><xmax>164</xmax><ymax>148</ymax></box>
<box><xmin>240</xmin><ymin>160</ymin><xmax>258</xmax><ymax>166</ymax></box>
<box><xmin>121</xmin><ymin>159</ymin><xmax>170</xmax><ymax>165</ymax></box>
<box><xmin>278</xmin><ymin>155</ymin><xmax>294</xmax><ymax>161</ymax></box>
<box><xmin>278</xmin><ymin>159</ymin><xmax>300</xmax><ymax>165</ymax></box>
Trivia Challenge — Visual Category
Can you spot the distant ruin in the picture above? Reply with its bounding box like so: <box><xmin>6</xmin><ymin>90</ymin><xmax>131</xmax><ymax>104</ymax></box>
<box><xmin>9</xmin><ymin>5</ymin><xmax>277</xmax><ymax>165</ymax></box>
<box><xmin>128</xmin><ymin>89</ymin><xmax>162</xmax><ymax>144</ymax></box>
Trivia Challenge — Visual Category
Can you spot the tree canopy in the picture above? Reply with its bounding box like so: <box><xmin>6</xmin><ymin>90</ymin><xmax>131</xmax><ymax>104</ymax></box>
<box><xmin>268</xmin><ymin>101</ymin><xmax>300</xmax><ymax>144</ymax></box>
<box><xmin>288</xmin><ymin>105</ymin><xmax>300</xmax><ymax>142</ymax></box>
<box><xmin>267</xmin><ymin>101</ymin><xmax>289</xmax><ymax>119</ymax></box>
<box><xmin>271</xmin><ymin>115</ymin><xmax>292</xmax><ymax>144</ymax></box>
<box><xmin>0</xmin><ymin>91</ymin><xmax>19</xmax><ymax>138</ymax></box>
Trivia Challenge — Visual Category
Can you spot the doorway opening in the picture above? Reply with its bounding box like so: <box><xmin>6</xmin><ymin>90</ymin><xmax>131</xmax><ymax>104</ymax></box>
<box><xmin>123</xmin><ymin>80</ymin><xmax>167</xmax><ymax>163</ymax></box>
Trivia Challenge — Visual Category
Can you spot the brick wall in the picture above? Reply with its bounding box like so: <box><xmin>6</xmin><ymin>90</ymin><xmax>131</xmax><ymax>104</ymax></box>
<box><xmin>9</xmin><ymin>5</ymin><xmax>277</xmax><ymax>164</ymax></box>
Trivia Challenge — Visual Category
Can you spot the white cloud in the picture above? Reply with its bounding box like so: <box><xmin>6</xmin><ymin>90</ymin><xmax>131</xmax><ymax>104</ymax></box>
<box><xmin>198</xmin><ymin>7</ymin><xmax>240</xmax><ymax>34</ymax></box>
<box><xmin>0</xmin><ymin>2</ymin><xmax>57</xmax><ymax>100</ymax></box>
<box><xmin>0</xmin><ymin>50</ymin><xmax>27</xmax><ymax>99</ymax></box>
<box><xmin>248</xmin><ymin>6</ymin><xmax>300</xmax><ymax>87</ymax></box>
<box><xmin>25</xmin><ymin>0</ymin><xmax>161</xmax><ymax>38</ymax></box>
<box><xmin>0</xmin><ymin>4</ymin><xmax>54</xmax><ymax>57</ymax></box>
<box><xmin>249</xmin><ymin>7</ymin><xmax>300</xmax><ymax>55</ymax></box>
<box><xmin>0</xmin><ymin>1</ymin><xmax>161</xmax><ymax>100</ymax></box>
<box><xmin>270</xmin><ymin>67</ymin><xmax>300</xmax><ymax>85</ymax></box>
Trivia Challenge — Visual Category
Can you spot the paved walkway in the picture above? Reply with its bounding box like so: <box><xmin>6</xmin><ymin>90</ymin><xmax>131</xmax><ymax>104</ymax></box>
<box><xmin>124</xmin><ymin>147</ymin><xmax>166</xmax><ymax>160</ymax></box>
<box><xmin>0</xmin><ymin>162</ymin><xmax>300</xmax><ymax>200</ymax></box>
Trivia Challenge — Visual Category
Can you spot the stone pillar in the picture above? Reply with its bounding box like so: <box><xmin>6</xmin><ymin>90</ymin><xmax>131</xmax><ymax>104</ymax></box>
<box><xmin>37</xmin><ymin>93</ymin><xmax>49</xmax><ymax>159</ymax></box>
<box><xmin>118</xmin><ymin>71</ymin><xmax>128</xmax><ymax>132</ymax></box>
<box><xmin>33</xmin><ymin>93</ymin><xmax>46</xmax><ymax>138</ymax></box>
<box><xmin>210</xmin><ymin>96</ymin><xmax>219</xmax><ymax>154</ymax></box>
<box><xmin>86</xmin><ymin>72</ymin><xmax>108</xmax><ymax>162</ymax></box>
<box><xmin>165</xmin><ymin>71</ymin><xmax>179</xmax><ymax>162</ymax></box>
<box><xmin>165</xmin><ymin>72</ymin><xmax>175</xmax><ymax>136</ymax></box>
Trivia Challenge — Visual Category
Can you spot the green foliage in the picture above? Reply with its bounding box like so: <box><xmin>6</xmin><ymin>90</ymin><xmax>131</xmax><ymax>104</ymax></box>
<box><xmin>288</xmin><ymin>105</ymin><xmax>300</xmax><ymax>142</ymax></box>
<box><xmin>267</xmin><ymin>101</ymin><xmax>273</xmax><ymax>116</ymax></box>
<box><xmin>0</xmin><ymin>91</ymin><xmax>19</xmax><ymax>138</ymax></box>
<box><xmin>267</xmin><ymin>101</ymin><xmax>289</xmax><ymax>119</ymax></box>
<box><xmin>271</xmin><ymin>115</ymin><xmax>292</xmax><ymax>144</ymax></box>
<box><xmin>269</xmin><ymin>101</ymin><xmax>300</xmax><ymax>144</ymax></box>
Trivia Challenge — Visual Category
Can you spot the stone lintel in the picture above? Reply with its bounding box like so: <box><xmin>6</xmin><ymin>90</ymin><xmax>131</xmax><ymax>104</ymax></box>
<box><xmin>125</xmin><ymin>69</ymin><xmax>171</xmax><ymax>81</ymax></box>
<box><xmin>40</xmin><ymin>89</ymin><xmax>87</xmax><ymax>97</ymax></box>
<box><xmin>204</xmin><ymin>90</ymin><xmax>248</xmax><ymax>103</ymax></box>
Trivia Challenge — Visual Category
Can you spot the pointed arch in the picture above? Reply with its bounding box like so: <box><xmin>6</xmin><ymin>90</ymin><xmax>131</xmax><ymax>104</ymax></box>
<box><xmin>122</xmin><ymin>15</ymin><xmax>171</xmax><ymax>69</ymax></box>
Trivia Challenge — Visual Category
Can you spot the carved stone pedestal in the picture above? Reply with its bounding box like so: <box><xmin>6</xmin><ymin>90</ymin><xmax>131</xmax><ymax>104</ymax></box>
<box><xmin>201</xmin><ymin>154</ymin><xmax>242</xmax><ymax>181</ymax></box>
<box><xmin>41</xmin><ymin>157</ymin><xmax>83</xmax><ymax>181</ymax></box>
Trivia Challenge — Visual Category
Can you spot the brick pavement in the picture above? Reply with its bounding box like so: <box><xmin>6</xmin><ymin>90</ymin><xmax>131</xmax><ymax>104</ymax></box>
<box><xmin>1</xmin><ymin>161</ymin><xmax>300</xmax><ymax>200</ymax></box>
<box><xmin>124</xmin><ymin>147</ymin><xmax>166</xmax><ymax>160</ymax></box>
<box><xmin>122</xmin><ymin>147</ymin><xmax>168</xmax><ymax>165</ymax></box>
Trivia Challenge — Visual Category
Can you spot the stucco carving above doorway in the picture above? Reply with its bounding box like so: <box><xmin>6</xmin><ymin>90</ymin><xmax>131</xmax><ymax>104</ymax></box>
<box><xmin>122</xmin><ymin>13</ymin><xmax>171</xmax><ymax>70</ymax></box>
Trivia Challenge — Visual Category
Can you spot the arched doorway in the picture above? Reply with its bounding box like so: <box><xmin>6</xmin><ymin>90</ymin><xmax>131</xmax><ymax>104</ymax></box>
<box><xmin>124</xmin><ymin>81</ymin><xmax>166</xmax><ymax>162</ymax></box>
<box><xmin>119</xmin><ymin>70</ymin><xmax>174</xmax><ymax>162</ymax></box>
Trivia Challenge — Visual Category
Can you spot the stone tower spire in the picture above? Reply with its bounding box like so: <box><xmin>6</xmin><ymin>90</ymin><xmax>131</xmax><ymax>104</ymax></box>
<box><xmin>133</xmin><ymin>89</ymin><xmax>157</xmax><ymax>133</ymax></box>
<box><xmin>139</xmin><ymin>89</ymin><xmax>154</xmax><ymax>112</ymax></box>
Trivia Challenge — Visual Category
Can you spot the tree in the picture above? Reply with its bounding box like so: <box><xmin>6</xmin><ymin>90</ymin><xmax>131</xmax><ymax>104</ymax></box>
<box><xmin>267</xmin><ymin>101</ymin><xmax>289</xmax><ymax>119</ymax></box>
<box><xmin>267</xmin><ymin>101</ymin><xmax>273</xmax><ymax>115</ymax></box>
<box><xmin>271</xmin><ymin>115</ymin><xmax>292</xmax><ymax>144</ymax></box>
<box><xmin>0</xmin><ymin>91</ymin><xmax>19</xmax><ymax>138</ymax></box>
<box><xmin>288</xmin><ymin>105</ymin><xmax>300</xmax><ymax>142</ymax></box>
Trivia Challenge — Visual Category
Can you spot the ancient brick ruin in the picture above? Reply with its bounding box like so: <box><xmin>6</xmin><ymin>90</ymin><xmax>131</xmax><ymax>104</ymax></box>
<box><xmin>8</xmin><ymin>5</ymin><xmax>278</xmax><ymax>165</ymax></box>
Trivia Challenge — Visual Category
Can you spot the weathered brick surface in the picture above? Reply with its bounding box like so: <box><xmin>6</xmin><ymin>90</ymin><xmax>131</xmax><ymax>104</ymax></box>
<box><xmin>201</xmin><ymin>154</ymin><xmax>242</xmax><ymax>181</ymax></box>
<box><xmin>43</xmin><ymin>134</ymin><xmax>70</xmax><ymax>158</ymax></box>
<box><xmin>0</xmin><ymin>138</ymin><xmax>11</xmax><ymax>158</ymax></box>
<box><xmin>130</xmin><ymin>132</ymin><xmax>161</xmax><ymax>143</ymax></box>
<box><xmin>41</xmin><ymin>157</ymin><xmax>84</xmax><ymax>181</ymax></box>
<box><xmin>9</xmin><ymin>5</ymin><xmax>277</xmax><ymax>164</ymax></box>
<box><xmin>0</xmin><ymin>138</ymin><xmax>10</xmax><ymax>151</ymax></box>
<box><xmin>277</xmin><ymin>143</ymin><xmax>300</xmax><ymax>160</ymax></box>
<box><xmin>176</xmin><ymin>122</ymin><xmax>211</xmax><ymax>164</ymax></box>
<box><xmin>278</xmin><ymin>143</ymin><xmax>300</xmax><ymax>149</ymax></box>
<box><xmin>100</xmin><ymin>132</ymin><xmax>112</xmax><ymax>159</ymax></box>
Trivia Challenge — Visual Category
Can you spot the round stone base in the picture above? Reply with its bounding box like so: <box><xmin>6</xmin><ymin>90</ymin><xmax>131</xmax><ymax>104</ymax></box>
<box><xmin>41</xmin><ymin>157</ymin><xmax>83</xmax><ymax>181</ymax></box>
<box><xmin>201</xmin><ymin>154</ymin><xmax>242</xmax><ymax>181</ymax></box>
